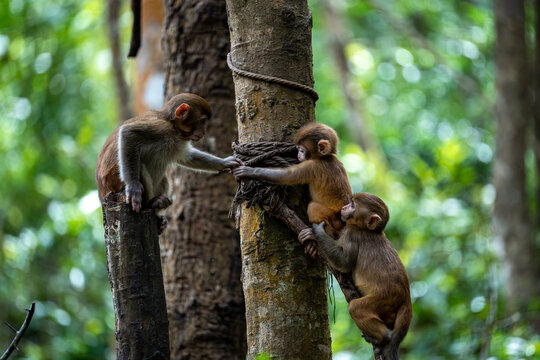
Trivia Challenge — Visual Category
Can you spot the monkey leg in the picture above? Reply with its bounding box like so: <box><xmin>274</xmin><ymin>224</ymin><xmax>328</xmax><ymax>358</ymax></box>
<box><xmin>307</xmin><ymin>202</ymin><xmax>341</xmax><ymax>238</ymax></box>
<box><xmin>348</xmin><ymin>295</ymin><xmax>391</xmax><ymax>346</ymax></box>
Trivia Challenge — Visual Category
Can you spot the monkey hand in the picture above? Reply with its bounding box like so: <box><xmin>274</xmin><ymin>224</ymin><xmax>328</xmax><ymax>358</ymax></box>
<box><xmin>125</xmin><ymin>181</ymin><xmax>143</xmax><ymax>213</ymax></box>
<box><xmin>312</xmin><ymin>222</ymin><xmax>326</xmax><ymax>238</ymax></box>
<box><xmin>298</xmin><ymin>228</ymin><xmax>315</xmax><ymax>244</ymax></box>
<box><xmin>221</xmin><ymin>156</ymin><xmax>243</xmax><ymax>170</ymax></box>
<box><xmin>231</xmin><ymin>165</ymin><xmax>255</xmax><ymax>179</ymax></box>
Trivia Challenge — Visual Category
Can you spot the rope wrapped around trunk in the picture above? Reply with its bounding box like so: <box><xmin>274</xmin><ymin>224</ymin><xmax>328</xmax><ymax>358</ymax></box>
<box><xmin>230</xmin><ymin>140</ymin><xmax>300</xmax><ymax>214</ymax></box>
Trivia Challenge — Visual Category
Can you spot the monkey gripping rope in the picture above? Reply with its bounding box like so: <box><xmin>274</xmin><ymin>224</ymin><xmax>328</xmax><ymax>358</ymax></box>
<box><xmin>230</xmin><ymin>140</ymin><xmax>300</xmax><ymax>215</ymax></box>
<box><xmin>226</xmin><ymin>53</ymin><xmax>320</xmax><ymax>101</ymax></box>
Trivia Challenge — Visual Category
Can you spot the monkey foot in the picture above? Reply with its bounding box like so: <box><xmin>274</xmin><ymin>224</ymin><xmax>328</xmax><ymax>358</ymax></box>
<box><xmin>157</xmin><ymin>215</ymin><xmax>168</xmax><ymax>235</ymax></box>
<box><xmin>362</xmin><ymin>333</ymin><xmax>390</xmax><ymax>346</ymax></box>
<box><xmin>149</xmin><ymin>195</ymin><xmax>173</xmax><ymax>210</ymax></box>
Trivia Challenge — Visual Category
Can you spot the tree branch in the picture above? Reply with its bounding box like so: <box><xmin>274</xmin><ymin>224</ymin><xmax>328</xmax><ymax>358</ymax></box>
<box><xmin>1</xmin><ymin>302</ymin><xmax>36</xmax><ymax>360</ymax></box>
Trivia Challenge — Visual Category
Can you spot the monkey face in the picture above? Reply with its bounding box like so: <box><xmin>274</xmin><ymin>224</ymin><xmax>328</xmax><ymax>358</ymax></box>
<box><xmin>341</xmin><ymin>199</ymin><xmax>356</xmax><ymax>222</ymax></box>
<box><xmin>297</xmin><ymin>145</ymin><xmax>308</xmax><ymax>162</ymax></box>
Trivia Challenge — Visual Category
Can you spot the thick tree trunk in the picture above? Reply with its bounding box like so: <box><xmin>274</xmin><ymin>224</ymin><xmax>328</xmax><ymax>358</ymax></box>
<box><xmin>161</xmin><ymin>1</ymin><xmax>246</xmax><ymax>359</ymax></box>
<box><xmin>493</xmin><ymin>0</ymin><xmax>540</xmax><ymax>322</ymax></box>
<box><xmin>225</xmin><ymin>1</ymin><xmax>332</xmax><ymax>358</ymax></box>
<box><xmin>102</xmin><ymin>193</ymin><xmax>170</xmax><ymax>360</ymax></box>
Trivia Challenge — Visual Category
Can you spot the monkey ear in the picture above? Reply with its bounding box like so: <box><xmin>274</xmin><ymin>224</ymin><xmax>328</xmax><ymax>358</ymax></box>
<box><xmin>366</xmin><ymin>214</ymin><xmax>382</xmax><ymax>231</ymax></box>
<box><xmin>175</xmin><ymin>103</ymin><xmax>191</xmax><ymax>119</ymax></box>
<box><xmin>317</xmin><ymin>140</ymin><xmax>331</xmax><ymax>155</ymax></box>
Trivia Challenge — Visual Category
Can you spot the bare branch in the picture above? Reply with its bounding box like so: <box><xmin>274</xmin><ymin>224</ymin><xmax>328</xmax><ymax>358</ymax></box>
<box><xmin>1</xmin><ymin>302</ymin><xmax>36</xmax><ymax>360</ymax></box>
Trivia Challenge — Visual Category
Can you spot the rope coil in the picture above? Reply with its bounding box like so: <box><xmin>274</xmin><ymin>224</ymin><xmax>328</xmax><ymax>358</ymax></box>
<box><xmin>227</xmin><ymin>53</ymin><xmax>319</xmax><ymax>101</ymax></box>
<box><xmin>230</xmin><ymin>140</ymin><xmax>299</xmax><ymax>214</ymax></box>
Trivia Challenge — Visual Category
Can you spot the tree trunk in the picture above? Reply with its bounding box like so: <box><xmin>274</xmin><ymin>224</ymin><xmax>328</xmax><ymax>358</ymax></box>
<box><xmin>321</xmin><ymin>0</ymin><xmax>372</xmax><ymax>151</ymax></box>
<box><xmin>225</xmin><ymin>1</ymin><xmax>332</xmax><ymax>358</ymax></box>
<box><xmin>535</xmin><ymin>0</ymin><xmax>540</xmax><ymax>231</ymax></box>
<box><xmin>161</xmin><ymin>1</ymin><xmax>246</xmax><ymax>359</ymax></box>
<box><xmin>102</xmin><ymin>193</ymin><xmax>170</xmax><ymax>360</ymax></box>
<box><xmin>493</xmin><ymin>0</ymin><xmax>540</xmax><ymax>322</ymax></box>
<box><xmin>134</xmin><ymin>0</ymin><xmax>165</xmax><ymax>114</ymax></box>
<box><xmin>107</xmin><ymin>0</ymin><xmax>132</xmax><ymax>121</ymax></box>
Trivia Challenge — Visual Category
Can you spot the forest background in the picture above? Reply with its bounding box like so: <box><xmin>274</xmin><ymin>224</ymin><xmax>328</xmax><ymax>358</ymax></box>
<box><xmin>1</xmin><ymin>0</ymin><xmax>539</xmax><ymax>359</ymax></box>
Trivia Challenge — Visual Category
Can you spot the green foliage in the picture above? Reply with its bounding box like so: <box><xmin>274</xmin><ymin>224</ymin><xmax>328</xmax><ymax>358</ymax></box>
<box><xmin>1</xmin><ymin>0</ymin><xmax>538</xmax><ymax>358</ymax></box>
<box><xmin>309</xmin><ymin>0</ymin><xmax>539</xmax><ymax>359</ymax></box>
<box><xmin>0</xmin><ymin>0</ymin><xmax>119</xmax><ymax>358</ymax></box>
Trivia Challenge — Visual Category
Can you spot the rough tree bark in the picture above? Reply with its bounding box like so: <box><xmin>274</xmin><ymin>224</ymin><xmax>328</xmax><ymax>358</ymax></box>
<box><xmin>493</xmin><ymin>0</ymin><xmax>540</xmax><ymax>323</ymax></box>
<box><xmin>161</xmin><ymin>1</ymin><xmax>246</xmax><ymax>359</ymax></box>
<box><xmin>225</xmin><ymin>1</ymin><xmax>332</xmax><ymax>358</ymax></box>
<box><xmin>102</xmin><ymin>193</ymin><xmax>170</xmax><ymax>360</ymax></box>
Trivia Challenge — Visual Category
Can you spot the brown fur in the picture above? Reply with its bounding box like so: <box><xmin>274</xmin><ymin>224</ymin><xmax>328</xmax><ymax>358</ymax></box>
<box><xmin>306</xmin><ymin>193</ymin><xmax>412</xmax><ymax>360</ymax></box>
<box><xmin>232</xmin><ymin>122</ymin><xmax>351</xmax><ymax>237</ymax></box>
<box><xmin>96</xmin><ymin>93</ymin><xmax>237</xmax><ymax>213</ymax></box>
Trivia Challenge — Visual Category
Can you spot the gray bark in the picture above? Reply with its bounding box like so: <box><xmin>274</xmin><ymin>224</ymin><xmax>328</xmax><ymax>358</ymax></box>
<box><xmin>225</xmin><ymin>0</ymin><xmax>332</xmax><ymax>358</ymax></box>
<box><xmin>103</xmin><ymin>192</ymin><xmax>170</xmax><ymax>360</ymax></box>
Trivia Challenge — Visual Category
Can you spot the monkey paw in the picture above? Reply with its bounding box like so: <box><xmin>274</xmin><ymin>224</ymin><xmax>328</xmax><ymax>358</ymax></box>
<box><xmin>149</xmin><ymin>194</ymin><xmax>173</xmax><ymax>210</ymax></box>
<box><xmin>362</xmin><ymin>333</ymin><xmax>390</xmax><ymax>346</ymax></box>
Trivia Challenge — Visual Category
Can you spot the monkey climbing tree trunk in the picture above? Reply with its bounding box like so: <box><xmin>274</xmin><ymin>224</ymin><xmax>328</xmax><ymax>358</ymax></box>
<box><xmin>161</xmin><ymin>0</ymin><xmax>246</xmax><ymax>358</ymax></box>
<box><xmin>493</xmin><ymin>0</ymin><xmax>540</xmax><ymax>329</ymax></box>
<box><xmin>102</xmin><ymin>193</ymin><xmax>170</xmax><ymax>360</ymax></box>
<box><xmin>225</xmin><ymin>1</ymin><xmax>332</xmax><ymax>358</ymax></box>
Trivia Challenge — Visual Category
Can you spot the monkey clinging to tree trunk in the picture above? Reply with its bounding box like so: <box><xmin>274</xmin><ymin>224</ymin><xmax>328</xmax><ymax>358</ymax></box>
<box><xmin>96</xmin><ymin>93</ymin><xmax>241</xmax><ymax>214</ymax></box>
<box><xmin>299</xmin><ymin>193</ymin><xmax>412</xmax><ymax>360</ymax></box>
<box><xmin>232</xmin><ymin>122</ymin><xmax>352</xmax><ymax>243</ymax></box>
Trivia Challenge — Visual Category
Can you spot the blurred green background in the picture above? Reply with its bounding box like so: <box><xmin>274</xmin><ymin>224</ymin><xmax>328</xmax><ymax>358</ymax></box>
<box><xmin>0</xmin><ymin>0</ymin><xmax>538</xmax><ymax>359</ymax></box>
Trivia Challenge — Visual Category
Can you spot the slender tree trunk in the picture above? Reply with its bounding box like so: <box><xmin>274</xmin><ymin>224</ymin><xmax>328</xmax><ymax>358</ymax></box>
<box><xmin>535</xmin><ymin>0</ymin><xmax>540</xmax><ymax>229</ymax></box>
<box><xmin>103</xmin><ymin>193</ymin><xmax>170</xmax><ymax>360</ymax></box>
<box><xmin>134</xmin><ymin>0</ymin><xmax>165</xmax><ymax>114</ymax></box>
<box><xmin>321</xmin><ymin>0</ymin><xmax>372</xmax><ymax>151</ymax></box>
<box><xmin>493</xmin><ymin>0</ymin><xmax>540</xmax><ymax>324</ymax></box>
<box><xmin>225</xmin><ymin>1</ymin><xmax>332</xmax><ymax>358</ymax></box>
<box><xmin>107</xmin><ymin>0</ymin><xmax>132</xmax><ymax>121</ymax></box>
<box><xmin>161</xmin><ymin>1</ymin><xmax>246</xmax><ymax>359</ymax></box>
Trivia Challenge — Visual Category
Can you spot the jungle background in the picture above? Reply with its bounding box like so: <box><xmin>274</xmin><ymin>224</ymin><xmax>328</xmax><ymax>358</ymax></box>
<box><xmin>1</xmin><ymin>0</ymin><xmax>539</xmax><ymax>359</ymax></box>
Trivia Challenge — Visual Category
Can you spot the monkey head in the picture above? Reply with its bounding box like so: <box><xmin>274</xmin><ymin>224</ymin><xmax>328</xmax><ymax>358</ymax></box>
<box><xmin>295</xmin><ymin>122</ymin><xmax>338</xmax><ymax>162</ymax></box>
<box><xmin>164</xmin><ymin>93</ymin><xmax>212</xmax><ymax>141</ymax></box>
<box><xmin>341</xmin><ymin>193</ymin><xmax>389</xmax><ymax>232</ymax></box>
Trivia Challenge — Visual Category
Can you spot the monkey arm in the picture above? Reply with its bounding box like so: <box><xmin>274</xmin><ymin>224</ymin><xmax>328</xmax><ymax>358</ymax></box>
<box><xmin>233</xmin><ymin>162</ymin><xmax>312</xmax><ymax>185</ymax></box>
<box><xmin>118</xmin><ymin>125</ymin><xmax>143</xmax><ymax>185</ymax></box>
<box><xmin>179</xmin><ymin>143</ymin><xmax>237</xmax><ymax>172</ymax></box>
<box><xmin>313</xmin><ymin>223</ymin><xmax>357</xmax><ymax>273</ymax></box>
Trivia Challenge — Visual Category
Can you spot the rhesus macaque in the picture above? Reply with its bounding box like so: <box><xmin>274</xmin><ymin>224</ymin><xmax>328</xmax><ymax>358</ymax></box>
<box><xmin>299</xmin><ymin>193</ymin><xmax>412</xmax><ymax>360</ymax></box>
<box><xmin>232</xmin><ymin>122</ymin><xmax>352</xmax><ymax>240</ymax></box>
<box><xmin>96</xmin><ymin>93</ymin><xmax>241</xmax><ymax>214</ymax></box>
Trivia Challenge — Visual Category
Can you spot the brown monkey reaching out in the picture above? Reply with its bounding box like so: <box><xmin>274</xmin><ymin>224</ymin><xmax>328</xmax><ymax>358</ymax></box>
<box><xmin>232</xmin><ymin>122</ymin><xmax>352</xmax><ymax>240</ymax></box>
<box><xmin>299</xmin><ymin>193</ymin><xmax>412</xmax><ymax>360</ymax></box>
<box><xmin>96</xmin><ymin>93</ymin><xmax>241</xmax><ymax>214</ymax></box>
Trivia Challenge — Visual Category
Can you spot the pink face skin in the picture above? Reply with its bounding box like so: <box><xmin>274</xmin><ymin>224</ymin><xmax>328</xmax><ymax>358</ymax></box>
<box><xmin>297</xmin><ymin>145</ymin><xmax>308</xmax><ymax>162</ymax></box>
<box><xmin>340</xmin><ymin>200</ymin><xmax>356</xmax><ymax>223</ymax></box>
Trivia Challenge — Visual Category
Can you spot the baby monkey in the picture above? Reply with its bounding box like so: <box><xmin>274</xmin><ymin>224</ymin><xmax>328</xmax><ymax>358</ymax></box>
<box><xmin>299</xmin><ymin>193</ymin><xmax>412</xmax><ymax>360</ymax></box>
<box><xmin>96</xmin><ymin>93</ymin><xmax>240</xmax><ymax>214</ymax></box>
<box><xmin>232</xmin><ymin>122</ymin><xmax>352</xmax><ymax>240</ymax></box>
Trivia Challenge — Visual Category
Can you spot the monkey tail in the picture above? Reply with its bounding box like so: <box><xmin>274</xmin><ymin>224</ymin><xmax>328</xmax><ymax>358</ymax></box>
<box><xmin>382</xmin><ymin>305</ymin><xmax>412</xmax><ymax>360</ymax></box>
